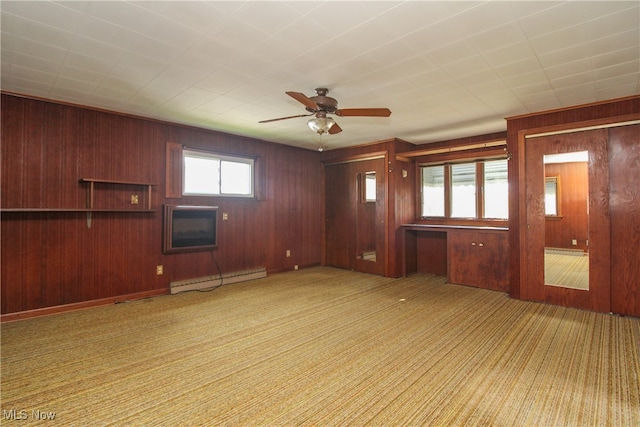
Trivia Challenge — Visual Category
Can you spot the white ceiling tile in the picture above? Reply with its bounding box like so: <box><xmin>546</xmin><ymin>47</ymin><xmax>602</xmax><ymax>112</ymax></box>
<box><xmin>92</xmin><ymin>80</ymin><xmax>138</xmax><ymax>100</ymax></box>
<box><xmin>1</xmin><ymin>15</ymin><xmax>75</xmax><ymax>50</ymax></box>
<box><xmin>493</xmin><ymin>58</ymin><xmax>544</xmax><ymax>81</ymax></box>
<box><xmin>67</xmin><ymin>34</ymin><xmax>126</xmax><ymax>64</ymax></box>
<box><xmin>441</xmin><ymin>55</ymin><xmax>491</xmax><ymax>80</ymax></box>
<box><xmin>403</xmin><ymin>19</ymin><xmax>467</xmax><ymax>53</ymax></box>
<box><xmin>233</xmin><ymin>1</ymin><xmax>303</xmax><ymax>36</ymax></box>
<box><xmin>62</xmin><ymin>50</ymin><xmax>115</xmax><ymax>76</ymax></box>
<box><xmin>537</xmin><ymin>43</ymin><xmax>591</xmax><ymax>68</ymax></box>
<box><xmin>551</xmin><ymin>69</ymin><xmax>595</xmax><ymax>90</ymax></box>
<box><xmin>481</xmin><ymin>41</ymin><xmax>537</xmax><ymax>68</ymax></box>
<box><xmin>75</xmin><ymin>16</ymin><xmax>143</xmax><ymax>51</ymax></box>
<box><xmin>592</xmin><ymin>48</ymin><xmax>639</xmax><ymax>71</ymax></box>
<box><xmin>502</xmin><ymin>70</ymin><xmax>550</xmax><ymax>89</ymax></box>
<box><xmin>518</xmin><ymin>2</ymin><xmax>586</xmax><ymax>38</ymax></box>
<box><xmin>584</xmin><ymin>2</ymin><xmax>640</xmax><ymax>26</ymax></box>
<box><xmin>451</xmin><ymin>2</ymin><xmax>517</xmax><ymax>38</ymax></box>
<box><xmin>54</xmin><ymin>75</ymin><xmax>98</xmax><ymax>94</ymax></box>
<box><xmin>528</xmin><ymin>25</ymin><xmax>589</xmax><ymax>56</ymax></box>
<box><xmin>271</xmin><ymin>17</ymin><xmax>335</xmax><ymax>54</ymax></box>
<box><xmin>469</xmin><ymin>23</ymin><xmax>528</xmax><ymax>52</ymax></box>
<box><xmin>589</xmin><ymin>29</ymin><xmax>639</xmax><ymax>57</ymax></box>
<box><xmin>428</xmin><ymin>40</ymin><xmax>478</xmax><ymax>67</ymax></box>
<box><xmin>2</xmin><ymin>0</ymin><xmax>639</xmax><ymax>149</ymax></box>
<box><xmin>544</xmin><ymin>58</ymin><xmax>593</xmax><ymax>81</ymax></box>
<box><xmin>10</xmin><ymin>63</ymin><xmax>57</xmax><ymax>84</ymax></box>
<box><xmin>153</xmin><ymin>1</ymin><xmax>227</xmax><ymax>35</ymax></box>
<box><xmin>306</xmin><ymin>1</ymin><xmax>381</xmax><ymax>36</ymax></box>
<box><xmin>596</xmin><ymin>82</ymin><xmax>640</xmax><ymax>101</ymax></box>
<box><xmin>195</xmin><ymin>95</ymin><xmax>245</xmax><ymax>115</ymax></box>
<box><xmin>2</xmin><ymin>0</ymin><xmax>85</xmax><ymax>32</ymax></box>
<box><xmin>593</xmin><ymin>61</ymin><xmax>640</xmax><ymax>81</ymax></box>
<box><xmin>374</xmin><ymin>2</ymin><xmax>448</xmax><ymax>38</ymax></box>
<box><xmin>84</xmin><ymin>1</ymin><xmax>158</xmax><ymax>34</ymax></box>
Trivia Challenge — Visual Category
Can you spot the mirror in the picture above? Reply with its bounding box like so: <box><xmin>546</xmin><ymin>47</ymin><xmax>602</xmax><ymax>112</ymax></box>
<box><xmin>357</xmin><ymin>171</ymin><xmax>377</xmax><ymax>262</ymax></box>
<box><xmin>543</xmin><ymin>151</ymin><xmax>589</xmax><ymax>290</ymax></box>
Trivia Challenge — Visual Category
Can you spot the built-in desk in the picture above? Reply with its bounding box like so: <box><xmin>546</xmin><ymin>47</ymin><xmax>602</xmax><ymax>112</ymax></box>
<box><xmin>402</xmin><ymin>224</ymin><xmax>509</xmax><ymax>292</ymax></box>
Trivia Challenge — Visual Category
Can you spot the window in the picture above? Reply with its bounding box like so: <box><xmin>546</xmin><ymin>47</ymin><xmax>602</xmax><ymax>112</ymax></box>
<box><xmin>420</xmin><ymin>159</ymin><xmax>508</xmax><ymax>219</ymax></box>
<box><xmin>421</xmin><ymin>165</ymin><xmax>445</xmax><ymax>216</ymax></box>
<box><xmin>545</xmin><ymin>177</ymin><xmax>559</xmax><ymax>216</ymax></box>
<box><xmin>451</xmin><ymin>163</ymin><xmax>476</xmax><ymax>218</ymax></box>
<box><xmin>183</xmin><ymin>149</ymin><xmax>254</xmax><ymax>197</ymax></box>
<box><xmin>483</xmin><ymin>159</ymin><xmax>509</xmax><ymax>219</ymax></box>
<box><xmin>363</xmin><ymin>172</ymin><xmax>376</xmax><ymax>202</ymax></box>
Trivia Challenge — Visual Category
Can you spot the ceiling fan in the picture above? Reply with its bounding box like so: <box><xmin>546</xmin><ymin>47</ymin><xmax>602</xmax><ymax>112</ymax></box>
<box><xmin>259</xmin><ymin>88</ymin><xmax>391</xmax><ymax>135</ymax></box>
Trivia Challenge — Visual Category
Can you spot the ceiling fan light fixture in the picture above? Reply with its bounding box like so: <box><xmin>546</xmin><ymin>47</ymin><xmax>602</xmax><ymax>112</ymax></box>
<box><xmin>307</xmin><ymin>116</ymin><xmax>335</xmax><ymax>135</ymax></box>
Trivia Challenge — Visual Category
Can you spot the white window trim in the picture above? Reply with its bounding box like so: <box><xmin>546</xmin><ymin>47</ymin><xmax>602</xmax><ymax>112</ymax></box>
<box><xmin>182</xmin><ymin>149</ymin><xmax>255</xmax><ymax>198</ymax></box>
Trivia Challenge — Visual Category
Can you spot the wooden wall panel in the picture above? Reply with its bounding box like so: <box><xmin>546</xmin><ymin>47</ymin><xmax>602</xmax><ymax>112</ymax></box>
<box><xmin>507</xmin><ymin>95</ymin><xmax>640</xmax><ymax>312</ymax></box>
<box><xmin>324</xmin><ymin>162</ymin><xmax>354</xmax><ymax>270</ymax></box>
<box><xmin>609</xmin><ymin>124</ymin><xmax>640</xmax><ymax>317</ymax></box>
<box><xmin>416</xmin><ymin>231</ymin><xmax>448</xmax><ymax>275</ymax></box>
<box><xmin>1</xmin><ymin>94</ymin><xmax>322</xmax><ymax>316</ymax></box>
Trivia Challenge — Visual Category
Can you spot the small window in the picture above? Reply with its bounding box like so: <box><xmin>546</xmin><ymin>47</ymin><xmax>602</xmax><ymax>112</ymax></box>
<box><xmin>421</xmin><ymin>165</ymin><xmax>445</xmax><ymax>217</ymax></box>
<box><xmin>545</xmin><ymin>176</ymin><xmax>559</xmax><ymax>216</ymax></box>
<box><xmin>363</xmin><ymin>172</ymin><xmax>376</xmax><ymax>202</ymax></box>
<box><xmin>183</xmin><ymin>149</ymin><xmax>254</xmax><ymax>197</ymax></box>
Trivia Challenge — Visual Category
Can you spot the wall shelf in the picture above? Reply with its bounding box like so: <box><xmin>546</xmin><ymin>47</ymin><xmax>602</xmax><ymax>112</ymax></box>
<box><xmin>81</xmin><ymin>178</ymin><xmax>156</xmax><ymax>211</ymax></box>
<box><xmin>1</xmin><ymin>179</ymin><xmax>157</xmax><ymax>229</ymax></box>
<box><xmin>1</xmin><ymin>208</ymin><xmax>156</xmax><ymax>213</ymax></box>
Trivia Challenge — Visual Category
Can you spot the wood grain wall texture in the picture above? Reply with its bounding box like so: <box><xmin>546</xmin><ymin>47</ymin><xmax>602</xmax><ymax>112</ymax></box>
<box><xmin>506</xmin><ymin>95</ymin><xmax>640</xmax><ymax>316</ymax></box>
<box><xmin>608</xmin><ymin>125</ymin><xmax>640</xmax><ymax>316</ymax></box>
<box><xmin>1</xmin><ymin>94</ymin><xmax>322</xmax><ymax>315</ymax></box>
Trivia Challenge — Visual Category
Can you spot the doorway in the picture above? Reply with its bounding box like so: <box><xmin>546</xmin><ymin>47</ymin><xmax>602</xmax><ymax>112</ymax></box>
<box><xmin>523</xmin><ymin>128</ymin><xmax>610</xmax><ymax>312</ymax></box>
<box><xmin>324</xmin><ymin>158</ymin><xmax>386</xmax><ymax>276</ymax></box>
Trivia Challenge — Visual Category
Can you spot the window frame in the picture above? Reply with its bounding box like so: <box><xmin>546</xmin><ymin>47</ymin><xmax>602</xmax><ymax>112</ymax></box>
<box><xmin>182</xmin><ymin>148</ymin><xmax>255</xmax><ymax>198</ymax></box>
<box><xmin>419</xmin><ymin>158</ymin><xmax>508</xmax><ymax>221</ymax></box>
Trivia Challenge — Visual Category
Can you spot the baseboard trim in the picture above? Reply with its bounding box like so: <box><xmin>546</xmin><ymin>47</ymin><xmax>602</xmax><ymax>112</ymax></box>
<box><xmin>1</xmin><ymin>288</ymin><xmax>169</xmax><ymax>323</ymax></box>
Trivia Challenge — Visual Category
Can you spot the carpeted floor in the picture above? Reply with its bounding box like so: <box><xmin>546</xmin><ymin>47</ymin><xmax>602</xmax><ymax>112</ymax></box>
<box><xmin>1</xmin><ymin>267</ymin><xmax>639</xmax><ymax>426</ymax></box>
<box><xmin>545</xmin><ymin>249</ymin><xmax>589</xmax><ymax>290</ymax></box>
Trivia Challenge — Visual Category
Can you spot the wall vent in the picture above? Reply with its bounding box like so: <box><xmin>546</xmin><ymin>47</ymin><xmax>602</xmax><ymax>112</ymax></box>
<box><xmin>170</xmin><ymin>267</ymin><xmax>267</xmax><ymax>294</ymax></box>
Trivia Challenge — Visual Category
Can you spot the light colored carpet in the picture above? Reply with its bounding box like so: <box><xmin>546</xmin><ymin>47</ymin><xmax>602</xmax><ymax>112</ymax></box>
<box><xmin>545</xmin><ymin>249</ymin><xmax>589</xmax><ymax>290</ymax></box>
<box><xmin>2</xmin><ymin>267</ymin><xmax>638</xmax><ymax>426</ymax></box>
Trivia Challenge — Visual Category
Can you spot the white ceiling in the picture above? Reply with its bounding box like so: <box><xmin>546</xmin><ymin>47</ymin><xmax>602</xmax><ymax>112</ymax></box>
<box><xmin>2</xmin><ymin>1</ymin><xmax>639</xmax><ymax>151</ymax></box>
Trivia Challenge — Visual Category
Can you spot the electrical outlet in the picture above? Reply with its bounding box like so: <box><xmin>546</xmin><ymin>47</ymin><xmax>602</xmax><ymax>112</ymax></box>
<box><xmin>572</xmin><ymin>239</ymin><xmax>577</xmax><ymax>246</ymax></box>
<box><xmin>130</xmin><ymin>194</ymin><xmax>139</xmax><ymax>205</ymax></box>
<box><xmin>286</xmin><ymin>250</ymin><xmax>291</xmax><ymax>257</ymax></box>
<box><xmin>156</xmin><ymin>265</ymin><xmax>163</xmax><ymax>275</ymax></box>
<box><xmin>222</xmin><ymin>212</ymin><xmax>228</xmax><ymax>221</ymax></box>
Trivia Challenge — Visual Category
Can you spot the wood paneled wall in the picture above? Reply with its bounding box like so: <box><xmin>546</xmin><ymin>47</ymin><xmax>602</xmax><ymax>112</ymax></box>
<box><xmin>1</xmin><ymin>94</ymin><xmax>322</xmax><ymax>316</ymax></box>
<box><xmin>506</xmin><ymin>95</ymin><xmax>640</xmax><ymax>316</ymax></box>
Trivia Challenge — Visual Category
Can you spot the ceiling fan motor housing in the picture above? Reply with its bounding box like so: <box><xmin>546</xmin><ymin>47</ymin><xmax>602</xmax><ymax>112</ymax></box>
<box><xmin>307</xmin><ymin>88</ymin><xmax>338</xmax><ymax>113</ymax></box>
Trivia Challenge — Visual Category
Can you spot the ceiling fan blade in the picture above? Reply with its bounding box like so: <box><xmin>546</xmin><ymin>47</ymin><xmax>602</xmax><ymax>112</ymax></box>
<box><xmin>286</xmin><ymin>91</ymin><xmax>319</xmax><ymax>111</ymax></box>
<box><xmin>259</xmin><ymin>113</ymin><xmax>313</xmax><ymax>123</ymax></box>
<box><xmin>335</xmin><ymin>108</ymin><xmax>391</xmax><ymax>117</ymax></box>
<box><xmin>328</xmin><ymin>122</ymin><xmax>342</xmax><ymax>134</ymax></box>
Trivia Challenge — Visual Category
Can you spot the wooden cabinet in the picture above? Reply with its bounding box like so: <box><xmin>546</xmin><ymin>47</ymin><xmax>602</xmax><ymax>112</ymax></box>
<box><xmin>448</xmin><ymin>230</ymin><xmax>509</xmax><ymax>292</ymax></box>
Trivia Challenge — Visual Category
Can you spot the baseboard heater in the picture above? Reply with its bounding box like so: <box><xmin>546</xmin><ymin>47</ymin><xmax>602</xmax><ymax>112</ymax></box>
<box><xmin>170</xmin><ymin>267</ymin><xmax>267</xmax><ymax>294</ymax></box>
